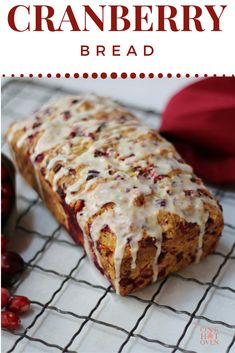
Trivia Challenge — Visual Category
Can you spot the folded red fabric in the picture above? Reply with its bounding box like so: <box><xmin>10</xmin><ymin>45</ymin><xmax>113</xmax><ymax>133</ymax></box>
<box><xmin>160</xmin><ymin>77</ymin><xmax>235</xmax><ymax>185</ymax></box>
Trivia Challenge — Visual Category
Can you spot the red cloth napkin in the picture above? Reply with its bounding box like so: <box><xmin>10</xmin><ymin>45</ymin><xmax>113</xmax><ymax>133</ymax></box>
<box><xmin>159</xmin><ymin>77</ymin><xmax>235</xmax><ymax>185</ymax></box>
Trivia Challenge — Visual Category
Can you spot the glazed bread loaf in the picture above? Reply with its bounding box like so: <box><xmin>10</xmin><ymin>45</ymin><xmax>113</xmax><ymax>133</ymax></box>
<box><xmin>6</xmin><ymin>95</ymin><xmax>224</xmax><ymax>295</ymax></box>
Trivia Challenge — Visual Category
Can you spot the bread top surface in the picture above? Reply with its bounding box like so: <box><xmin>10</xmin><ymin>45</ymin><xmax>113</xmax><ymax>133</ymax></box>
<box><xmin>6</xmin><ymin>94</ymin><xmax>222</xmax><ymax>293</ymax></box>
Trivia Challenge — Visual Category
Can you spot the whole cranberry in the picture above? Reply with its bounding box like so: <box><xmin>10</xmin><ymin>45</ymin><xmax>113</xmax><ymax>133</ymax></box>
<box><xmin>1</xmin><ymin>235</ymin><xmax>8</xmax><ymax>253</ymax></box>
<box><xmin>1</xmin><ymin>288</ymin><xmax>10</xmax><ymax>308</ymax></box>
<box><xmin>7</xmin><ymin>296</ymin><xmax>30</xmax><ymax>314</ymax></box>
<box><xmin>1</xmin><ymin>165</ymin><xmax>9</xmax><ymax>182</ymax></box>
<box><xmin>1</xmin><ymin>252</ymin><xmax>25</xmax><ymax>287</ymax></box>
<box><xmin>1</xmin><ymin>197</ymin><xmax>12</xmax><ymax>215</ymax></box>
<box><xmin>1</xmin><ymin>311</ymin><xmax>21</xmax><ymax>330</ymax></box>
<box><xmin>1</xmin><ymin>183</ymin><xmax>14</xmax><ymax>199</ymax></box>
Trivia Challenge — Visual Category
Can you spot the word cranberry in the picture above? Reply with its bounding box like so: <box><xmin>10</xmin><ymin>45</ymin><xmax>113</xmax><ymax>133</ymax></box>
<box><xmin>7</xmin><ymin>296</ymin><xmax>30</xmax><ymax>314</ymax></box>
<box><xmin>1</xmin><ymin>288</ymin><xmax>10</xmax><ymax>308</ymax></box>
<box><xmin>1</xmin><ymin>311</ymin><xmax>20</xmax><ymax>330</ymax></box>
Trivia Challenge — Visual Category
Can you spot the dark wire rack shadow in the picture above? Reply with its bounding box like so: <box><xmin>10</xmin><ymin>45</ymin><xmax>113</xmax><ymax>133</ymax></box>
<box><xmin>1</xmin><ymin>79</ymin><xmax>235</xmax><ymax>353</ymax></box>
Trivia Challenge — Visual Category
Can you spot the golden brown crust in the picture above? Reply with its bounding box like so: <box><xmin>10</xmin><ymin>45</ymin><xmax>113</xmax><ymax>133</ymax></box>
<box><xmin>9</xmin><ymin>133</ymin><xmax>223</xmax><ymax>296</ymax></box>
<box><xmin>96</xmin><ymin>208</ymin><xmax>223</xmax><ymax>295</ymax></box>
<box><xmin>6</xmin><ymin>98</ymin><xmax>224</xmax><ymax>296</ymax></box>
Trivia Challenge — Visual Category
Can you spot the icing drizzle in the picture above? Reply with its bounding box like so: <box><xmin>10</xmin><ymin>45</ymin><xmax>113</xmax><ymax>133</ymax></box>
<box><xmin>7</xmin><ymin>94</ymin><xmax>218</xmax><ymax>294</ymax></box>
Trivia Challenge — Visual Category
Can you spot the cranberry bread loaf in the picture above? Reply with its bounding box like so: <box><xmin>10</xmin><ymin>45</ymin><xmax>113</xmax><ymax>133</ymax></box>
<box><xmin>6</xmin><ymin>95</ymin><xmax>223</xmax><ymax>295</ymax></box>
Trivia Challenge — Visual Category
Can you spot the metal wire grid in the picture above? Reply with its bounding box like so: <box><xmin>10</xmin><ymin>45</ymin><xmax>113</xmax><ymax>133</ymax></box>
<box><xmin>1</xmin><ymin>79</ymin><xmax>235</xmax><ymax>353</ymax></box>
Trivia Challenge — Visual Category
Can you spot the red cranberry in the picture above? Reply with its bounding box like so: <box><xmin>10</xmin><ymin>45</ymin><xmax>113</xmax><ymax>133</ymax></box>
<box><xmin>1</xmin><ymin>252</ymin><xmax>25</xmax><ymax>287</ymax></box>
<box><xmin>1</xmin><ymin>165</ymin><xmax>9</xmax><ymax>182</ymax></box>
<box><xmin>1</xmin><ymin>311</ymin><xmax>21</xmax><ymax>330</ymax></box>
<box><xmin>1</xmin><ymin>235</ymin><xmax>8</xmax><ymax>253</ymax></box>
<box><xmin>1</xmin><ymin>288</ymin><xmax>10</xmax><ymax>308</ymax></box>
<box><xmin>155</xmin><ymin>199</ymin><xmax>166</xmax><ymax>207</ymax></box>
<box><xmin>27</xmin><ymin>134</ymin><xmax>35</xmax><ymax>141</ymax></box>
<box><xmin>35</xmin><ymin>153</ymin><xmax>44</xmax><ymax>163</ymax></box>
<box><xmin>71</xmin><ymin>99</ymin><xmax>79</xmax><ymax>104</ymax></box>
<box><xmin>69</xmin><ymin>131</ymin><xmax>77</xmax><ymax>138</ymax></box>
<box><xmin>154</xmin><ymin>174</ymin><xmax>166</xmax><ymax>182</ymax></box>
<box><xmin>40</xmin><ymin>167</ymin><xmax>46</xmax><ymax>176</ymax></box>
<box><xmin>63</xmin><ymin>111</ymin><xmax>71</xmax><ymax>120</ymax></box>
<box><xmin>1</xmin><ymin>251</ymin><xmax>25</xmax><ymax>274</ymax></box>
<box><xmin>7</xmin><ymin>296</ymin><xmax>30</xmax><ymax>314</ymax></box>
<box><xmin>32</xmin><ymin>122</ymin><xmax>42</xmax><ymax>129</ymax></box>
<box><xmin>94</xmin><ymin>150</ymin><xmax>106</xmax><ymax>158</ymax></box>
<box><xmin>1</xmin><ymin>183</ymin><xmax>14</xmax><ymax>198</ymax></box>
<box><xmin>69</xmin><ymin>168</ymin><xmax>76</xmax><ymax>175</ymax></box>
<box><xmin>184</xmin><ymin>190</ymin><xmax>194</xmax><ymax>197</ymax></box>
<box><xmin>53</xmin><ymin>163</ymin><xmax>62</xmax><ymax>173</ymax></box>
<box><xmin>57</xmin><ymin>187</ymin><xmax>66</xmax><ymax>199</ymax></box>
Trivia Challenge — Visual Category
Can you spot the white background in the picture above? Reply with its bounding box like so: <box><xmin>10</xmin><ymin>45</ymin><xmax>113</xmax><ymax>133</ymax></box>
<box><xmin>0</xmin><ymin>0</ymin><xmax>234</xmax><ymax>76</ymax></box>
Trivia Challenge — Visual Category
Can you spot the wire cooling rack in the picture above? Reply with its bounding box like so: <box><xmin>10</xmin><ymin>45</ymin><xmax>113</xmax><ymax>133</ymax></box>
<box><xmin>1</xmin><ymin>79</ymin><xmax>235</xmax><ymax>353</ymax></box>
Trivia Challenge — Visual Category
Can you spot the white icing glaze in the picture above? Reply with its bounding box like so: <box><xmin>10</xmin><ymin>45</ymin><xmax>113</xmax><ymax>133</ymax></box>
<box><xmin>7</xmin><ymin>94</ymin><xmax>219</xmax><ymax>294</ymax></box>
<box><xmin>52</xmin><ymin>167</ymin><xmax>69</xmax><ymax>191</ymax></box>
<box><xmin>8</xmin><ymin>121</ymin><xmax>27</xmax><ymax>143</ymax></box>
<box><xmin>32</xmin><ymin>121</ymin><xmax>71</xmax><ymax>161</ymax></box>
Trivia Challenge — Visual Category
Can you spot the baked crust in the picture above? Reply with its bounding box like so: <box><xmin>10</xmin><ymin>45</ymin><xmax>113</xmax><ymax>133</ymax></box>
<box><xmin>6</xmin><ymin>95</ymin><xmax>224</xmax><ymax>295</ymax></box>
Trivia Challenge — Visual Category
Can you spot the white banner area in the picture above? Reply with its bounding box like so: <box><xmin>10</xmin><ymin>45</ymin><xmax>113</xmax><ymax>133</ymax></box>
<box><xmin>0</xmin><ymin>0</ymin><xmax>234</xmax><ymax>76</ymax></box>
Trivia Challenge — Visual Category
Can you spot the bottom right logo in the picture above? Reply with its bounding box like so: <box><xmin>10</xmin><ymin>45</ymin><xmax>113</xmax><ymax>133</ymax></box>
<box><xmin>200</xmin><ymin>327</ymin><xmax>219</xmax><ymax>345</ymax></box>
